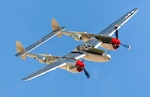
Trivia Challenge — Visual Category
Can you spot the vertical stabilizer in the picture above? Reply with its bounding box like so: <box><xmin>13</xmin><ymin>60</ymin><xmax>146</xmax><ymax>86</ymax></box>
<box><xmin>51</xmin><ymin>18</ymin><xmax>61</xmax><ymax>31</ymax></box>
<box><xmin>16</xmin><ymin>41</ymin><xmax>27</xmax><ymax>60</ymax></box>
<box><xmin>51</xmin><ymin>18</ymin><xmax>62</xmax><ymax>37</ymax></box>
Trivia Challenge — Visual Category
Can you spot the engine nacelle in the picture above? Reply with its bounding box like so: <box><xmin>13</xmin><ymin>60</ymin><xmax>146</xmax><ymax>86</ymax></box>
<box><xmin>95</xmin><ymin>35</ymin><xmax>121</xmax><ymax>50</ymax></box>
<box><xmin>83</xmin><ymin>48</ymin><xmax>111</xmax><ymax>62</ymax></box>
<box><xmin>60</xmin><ymin>59</ymin><xmax>85</xmax><ymax>73</ymax></box>
<box><xmin>76</xmin><ymin>44</ymin><xmax>111</xmax><ymax>62</ymax></box>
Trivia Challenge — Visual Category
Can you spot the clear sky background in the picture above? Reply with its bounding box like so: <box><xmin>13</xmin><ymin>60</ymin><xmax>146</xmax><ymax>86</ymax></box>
<box><xmin>0</xmin><ymin>0</ymin><xmax>150</xmax><ymax>97</ymax></box>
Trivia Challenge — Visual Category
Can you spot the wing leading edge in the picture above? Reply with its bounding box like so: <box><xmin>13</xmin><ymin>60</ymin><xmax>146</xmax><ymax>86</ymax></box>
<box><xmin>99</xmin><ymin>8</ymin><xmax>139</xmax><ymax>36</ymax></box>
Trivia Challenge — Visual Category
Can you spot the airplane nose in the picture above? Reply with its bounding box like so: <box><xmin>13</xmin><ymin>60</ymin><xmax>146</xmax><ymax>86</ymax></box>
<box><xmin>102</xmin><ymin>52</ymin><xmax>111</xmax><ymax>60</ymax></box>
<box><xmin>106</xmin><ymin>53</ymin><xmax>111</xmax><ymax>60</ymax></box>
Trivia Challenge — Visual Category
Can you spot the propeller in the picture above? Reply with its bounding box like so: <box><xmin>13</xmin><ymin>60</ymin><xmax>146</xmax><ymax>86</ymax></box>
<box><xmin>82</xmin><ymin>60</ymin><xmax>90</xmax><ymax>79</ymax></box>
<box><xmin>114</xmin><ymin>25</ymin><xmax>131</xmax><ymax>50</ymax></box>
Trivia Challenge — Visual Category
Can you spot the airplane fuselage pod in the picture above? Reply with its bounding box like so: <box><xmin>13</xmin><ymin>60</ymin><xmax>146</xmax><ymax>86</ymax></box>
<box><xmin>84</xmin><ymin>48</ymin><xmax>111</xmax><ymax>62</ymax></box>
<box><xmin>76</xmin><ymin>44</ymin><xmax>111</xmax><ymax>62</ymax></box>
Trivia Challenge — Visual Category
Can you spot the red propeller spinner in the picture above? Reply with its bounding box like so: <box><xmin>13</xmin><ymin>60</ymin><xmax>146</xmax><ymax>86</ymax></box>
<box><xmin>75</xmin><ymin>60</ymin><xmax>90</xmax><ymax>79</ymax></box>
<box><xmin>111</xmin><ymin>38</ymin><xmax>121</xmax><ymax>49</ymax></box>
<box><xmin>75</xmin><ymin>60</ymin><xmax>85</xmax><ymax>72</ymax></box>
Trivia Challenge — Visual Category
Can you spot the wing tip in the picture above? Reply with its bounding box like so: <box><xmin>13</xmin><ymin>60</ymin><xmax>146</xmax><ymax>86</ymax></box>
<box><xmin>132</xmin><ymin>8</ymin><xmax>139</xmax><ymax>14</ymax></box>
<box><xmin>21</xmin><ymin>78</ymin><xmax>30</xmax><ymax>81</ymax></box>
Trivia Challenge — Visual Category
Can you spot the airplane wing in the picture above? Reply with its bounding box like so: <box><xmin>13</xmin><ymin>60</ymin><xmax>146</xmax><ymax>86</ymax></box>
<box><xmin>99</xmin><ymin>8</ymin><xmax>139</xmax><ymax>36</ymax></box>
<box><xmin>22</xmin><ymin>60</ymin><xmax>67</xmax><ymax>81</ymax></box>
<box><xmin>22</xmin><ymin>51</ymin><xmax>87</xmax><ymax>81</ymax></box>
<box><xmin>15</xmin><ymin>30</ymin><xmax>63</xmax><ymax>57</ymax></box>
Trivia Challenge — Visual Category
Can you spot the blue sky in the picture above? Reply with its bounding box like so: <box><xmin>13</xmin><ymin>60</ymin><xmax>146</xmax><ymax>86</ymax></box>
<box><xmin>0</xmin><ymin>0</ymin><xmax>150</xmax><ymax>97</ymax></box>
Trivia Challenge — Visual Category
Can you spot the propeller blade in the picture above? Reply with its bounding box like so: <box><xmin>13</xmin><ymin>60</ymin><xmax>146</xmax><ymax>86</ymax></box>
<box><xmin>115</xmin><ymin>25</ymin><xmax>119</xmax><ymax>39</ymax></box>
<box><xmin>115</xmin><ymin>30</ymin><xmax>119</xmax><ymax>39</ymax></box>
<box><xmin>120</xmin><ymin>43</ymin><xmax>131</xmax><ymax>50</ymax></box>
<box><xmin>83</xmin><ymin>68</ymin><xmax>90</xmax><ymax>79</ymax></box>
